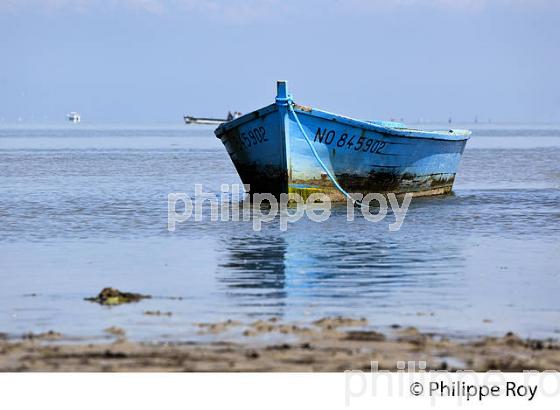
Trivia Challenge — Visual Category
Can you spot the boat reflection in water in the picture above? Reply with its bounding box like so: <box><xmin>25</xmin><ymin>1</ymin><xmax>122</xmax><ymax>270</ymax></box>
<box><xmin>216</xmin><ymin>224</ymin><xmax>465</xmax><ymax>322</ymax></box>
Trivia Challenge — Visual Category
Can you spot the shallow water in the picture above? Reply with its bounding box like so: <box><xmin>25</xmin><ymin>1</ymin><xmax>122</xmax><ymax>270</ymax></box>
<box><xmin>1</xmin><ymin>123</ymin><xmax>559</xmax><ymax>341</ymax></box>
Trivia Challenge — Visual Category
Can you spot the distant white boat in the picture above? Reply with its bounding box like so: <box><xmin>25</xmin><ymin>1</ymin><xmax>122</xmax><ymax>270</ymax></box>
<box><xmin>184</xmin><ymin>111</ymin><xmax>241</xmax><ymax>125</ymax></box>
<box><xmin>183</xmin><ymin>115</ymin><xmax>225</xmax><ymax>125</ymax></box>
<box><xmin>67</xmin><ymin>112</ymin><xmax>81</xmax><ymax>123</ymax></box>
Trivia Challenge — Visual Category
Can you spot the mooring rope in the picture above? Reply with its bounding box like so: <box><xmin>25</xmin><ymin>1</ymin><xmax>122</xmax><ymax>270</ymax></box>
<box><xmin>287</xmin><ymin>102</ymin><xmax>362</xmax><ymax>206</ymax></box>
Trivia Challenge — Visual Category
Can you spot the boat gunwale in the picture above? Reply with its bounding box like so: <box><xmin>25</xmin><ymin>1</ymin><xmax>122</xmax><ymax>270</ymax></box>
<box><xmin>184</xmin><ymin>116</ymin><xmax>227</xmax><ymax>123</ymax></box>
<box><xmin>215</xmin><ymin>102</ymin><xmax>471</xmax><ymax>142</ymax></box>
<box><xmin>215</xmin><ymin>104</ymin><xmax>278</xmax><ymax>137</ymax></box>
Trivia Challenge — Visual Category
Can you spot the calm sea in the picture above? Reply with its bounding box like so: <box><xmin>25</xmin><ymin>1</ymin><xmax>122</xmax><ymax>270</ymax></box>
<box><xmin>1</xmin><ymin>123</ymin><xmax>559</xmax><ymax>341</ymax></box>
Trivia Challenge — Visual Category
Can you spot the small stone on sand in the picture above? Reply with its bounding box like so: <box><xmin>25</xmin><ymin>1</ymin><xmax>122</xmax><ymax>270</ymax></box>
<box><xmin>144</xmin><ymin>310</ymin><xmax>173</xmax><ymax>317</ymax></box>
<box><xmin>104</xmin><ymin>327</ymin><xmax>126</xmax><ymax>337</ymax></box>
<box><xmin>23</xmin><ymin>330</ymin><xmax>62</xmax><ymax>341</ymax></box>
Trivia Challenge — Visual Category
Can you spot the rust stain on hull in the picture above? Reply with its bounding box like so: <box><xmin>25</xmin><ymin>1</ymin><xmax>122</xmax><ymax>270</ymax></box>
<box><xmin>289</xmin><ymin>172</ymin><xmax>456</xmax><ymax>201</ymax></box>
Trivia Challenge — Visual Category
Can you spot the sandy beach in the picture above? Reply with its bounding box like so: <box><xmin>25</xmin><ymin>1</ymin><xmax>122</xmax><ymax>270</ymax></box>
<box><xmin>2</xmin><ymin>317</ymin><xmax>559</xmax><ymax>372</ymax></box>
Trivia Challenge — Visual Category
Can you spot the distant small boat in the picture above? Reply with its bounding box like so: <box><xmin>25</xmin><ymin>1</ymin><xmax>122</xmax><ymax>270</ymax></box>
<box><xmin>184</xmin><ymin>116</ymin><xmax>226</xmax><ymax>125</ymax></box>
<box><xmin>215</xmin><ymin>81</ymin><xmax>471</xmax><ymax>201</ymax></box>
<box><xmin>184</xmin><ymin>111</ymin><xmax>242</xmax><ymax>125</ymax></box>
<box><xmin>67</xmin><ymin>112</ymin><xmax>81</xmax><ymax>123</ymax></box>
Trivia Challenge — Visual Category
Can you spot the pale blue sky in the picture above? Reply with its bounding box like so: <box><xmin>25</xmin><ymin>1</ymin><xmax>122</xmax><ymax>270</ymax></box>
<box><xmin>1</xmin><ymin>0</ymin><xmax>559</xmax><ymax>123</ymax></box>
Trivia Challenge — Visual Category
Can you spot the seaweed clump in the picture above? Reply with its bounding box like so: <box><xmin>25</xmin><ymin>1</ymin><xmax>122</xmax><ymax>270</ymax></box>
<box><xmin>85</xmin><ymin>287</ymin><xmax>150</xmax><ymax>306</ymax></box>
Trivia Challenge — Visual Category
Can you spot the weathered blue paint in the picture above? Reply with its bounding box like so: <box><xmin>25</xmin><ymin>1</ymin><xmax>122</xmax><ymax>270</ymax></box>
<box><xmin>215</xmin><ymin>81</ymin><xmax>471</xmax><ymax>200</ymax></box>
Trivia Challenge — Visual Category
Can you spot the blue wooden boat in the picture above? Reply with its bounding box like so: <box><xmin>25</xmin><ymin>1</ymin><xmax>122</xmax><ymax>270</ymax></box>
<box><xmin>215</xmin><ymin>81</ymin><xmax>470</xmax><ymax>201</ymax></box>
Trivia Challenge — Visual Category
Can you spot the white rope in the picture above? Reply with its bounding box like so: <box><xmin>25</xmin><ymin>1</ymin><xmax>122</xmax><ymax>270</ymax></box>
<box><xmin>287</xmin><ymin>103</ymin><xmax>361</xmax><ymax>206</ymax></box>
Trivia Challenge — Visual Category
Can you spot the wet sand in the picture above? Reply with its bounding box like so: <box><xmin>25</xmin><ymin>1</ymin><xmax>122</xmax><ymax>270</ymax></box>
<box><xmin>1</xmin><ymin>317</ymin><xmax>559</xmax><ymax>372</ymax></box>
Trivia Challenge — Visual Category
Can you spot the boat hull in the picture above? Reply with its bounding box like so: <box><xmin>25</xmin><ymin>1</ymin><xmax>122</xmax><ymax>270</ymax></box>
<box><xmin>215</xmin><ymin>87</ymin><xmax>469</xmax><ymax>201</ymax></box>
<box><xmin>285</xmin><ymin>108</ymin><xmax>467</xmax><ymax>200</ymax></box>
